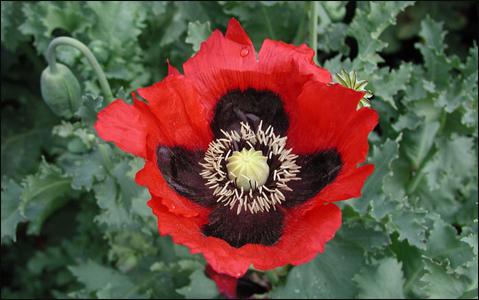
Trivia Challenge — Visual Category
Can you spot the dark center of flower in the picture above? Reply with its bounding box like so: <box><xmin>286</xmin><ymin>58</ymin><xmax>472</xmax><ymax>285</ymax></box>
<box><xmin>199</xmin><ymin>121</ymin><xmax>300</xmax><ymax>214</ymax></box>
<box><xmin>155</xmin><ymin>88</ymin><xmax>344</xmax><ymax>248</ymax></box>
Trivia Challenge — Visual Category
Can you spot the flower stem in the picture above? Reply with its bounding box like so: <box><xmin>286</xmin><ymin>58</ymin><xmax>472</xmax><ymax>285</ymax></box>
<box><xmin>406</xmin><ymin>146</ymin><xmax>439</xmax><ymax>195</ymax></box>
<box><xmin>309</xmin><ymin>1</ymin><xmax>318</xmax><ymax>65</ymax></box>
<box><xmin>261</xmin><ymin>5</ymin><xmax>276</xmax><ymax>41</ymax></box>
<box><xmin>46</xmin><ymin>37</ymin><xmax>114</xmax><ymax>104</ymax></box>
<box><xmin>98</xmin><ymin>143</ymin><xmax>113</xmax><ymax>173</ymax></box>
<box><xmin>293</xmin><ymin>4</ymin><xmax>308</xmax><ymax>45</ymax></box>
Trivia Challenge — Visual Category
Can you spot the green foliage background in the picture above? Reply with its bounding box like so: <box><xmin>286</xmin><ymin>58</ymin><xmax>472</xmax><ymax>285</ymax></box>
<box><xmin>1</xmin><ymin>1</ymin><xmax>478</xmax><ymax>299</ymax></box>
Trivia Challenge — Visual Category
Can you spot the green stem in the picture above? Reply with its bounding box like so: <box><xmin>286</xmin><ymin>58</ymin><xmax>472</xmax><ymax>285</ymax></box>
<box><xmin>316</xmin><ymin>1</ymin><xmax>332</xmax><ymax>31</ymax></box>
<box><xmin>406</xmin><ymin>146</ymin><xmax>439</xmax><ymax>195</ymax></box>
<box><xmin>437</xmin><ymin>109</ymin><xmax>448</xmax><ymax>135</ymax></box>
<box><xmin>261</xmin><ymin>5</ymin><xmax>276</xmax><ymax>41</ymax></box>
<box><xmin>46</xmin><ymin>37</ymin><xmax>114</xmax><ymax>104</ymax></box>
<box><xmin>292</xmin><ymin>3</ymin><xmax>308</xmax><ymax>45</ymax></box>
<box><xmin>309</xmin><ymin>1</ymin><xmax>318</xmax><ymax>65</ymax></box>
<box><xmin>98</xmin><ymin>143</ymin><xmax>113</xmax><ymax>173</ymax></box>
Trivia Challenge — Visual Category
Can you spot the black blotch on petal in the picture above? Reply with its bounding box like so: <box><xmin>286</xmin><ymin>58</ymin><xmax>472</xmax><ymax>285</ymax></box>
<box><xmin>202</xmin><ymin>204</ymin><xmax>284</xmax><ymax>248</ymax></box>
<box><xmin>156</xmin><ymin>145</ymin><xmax>216</xmax><ymax>207</ymax></box>
<box><xmin>282</xmin><ymin>149</ymin><xmax>343</xmax><ymax>208</ymax></box>
<box><xmin>211</xmin><ymin>88</ymin><xmax>289</xmax><ymax>138</ymax></box>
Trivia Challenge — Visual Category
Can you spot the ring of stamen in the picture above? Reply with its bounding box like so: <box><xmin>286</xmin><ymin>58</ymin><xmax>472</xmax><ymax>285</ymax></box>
<box><xmin>199</xmin><ymin>121</ymin><xmax>301</xmax><ymax>214</ymax></box>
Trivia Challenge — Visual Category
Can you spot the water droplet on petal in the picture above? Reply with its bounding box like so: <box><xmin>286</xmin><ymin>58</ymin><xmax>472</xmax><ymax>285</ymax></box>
<box><xmin>240</xmin><ymin>46</ymin><xmax>249</xmax><ymax>58</ymax></box>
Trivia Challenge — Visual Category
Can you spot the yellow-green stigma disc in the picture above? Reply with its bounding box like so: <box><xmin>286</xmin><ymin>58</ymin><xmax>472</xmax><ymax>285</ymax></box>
<box><xmin>226</xmin><ymin>148</ymin><xmax>270</xmax><ymax>191</ymax></box>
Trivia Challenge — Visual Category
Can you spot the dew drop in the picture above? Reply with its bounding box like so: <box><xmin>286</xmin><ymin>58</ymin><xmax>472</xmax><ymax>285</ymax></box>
<box><xmin>240</xmin><ymin>46</ymin><xmax>249</xmax><ymax>58</ymax></box>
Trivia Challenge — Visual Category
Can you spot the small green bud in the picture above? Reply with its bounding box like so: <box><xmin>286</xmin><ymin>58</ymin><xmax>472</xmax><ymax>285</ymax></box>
<box><xmin>334</xmin><ymin>70</ymin><xmax>373</xmax><ymax>109</ymax></box>
<box><xmin>40</xmin><ymin>63</ymin><xmax>82</xmax><ymax>119</ymax></box>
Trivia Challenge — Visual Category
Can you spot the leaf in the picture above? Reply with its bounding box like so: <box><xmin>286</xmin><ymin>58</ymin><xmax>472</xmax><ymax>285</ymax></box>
<box><xmin>19</xmin><ymin>2</ymin><xmax>89</xmax><ymax>55</ymax></box>
<box><xmin>392</xmin><ymin>112</ymin><xmax>425</xmax><ymax>132</ymax></box>
<box><xmin>220</xmin><ymin>1</ymin><xmax>305</xmax><ymax>46</ymax></box>
<box><xmin>415</xmin><ymin>16</ymin><xmax>454</xmax><ymax>90</ymax></box>
<box><xmin>1</xmin><ymin>95</ymin><xmax>59</xmax><ymax>182</ymax></box>
<box><xmin>421</xmin><ymin>257</ymin><xmax>477</xmax><ymax>299</ymax></box>
<box><xmin>57</xmin><ymin>145</ymin><xmax>108</xmax><ymax>191</ymax></box>
<box><xmin>369</xmin><ymin>63</ymin><xmax>414</xmax><ymax>110</ymax></box>
<box><xmin>18</xmin><ymin>2</ymin><xmax>49</xmax><ymax>54</ymax></box>
<box><xmin>456</xmin><ymin>230</ymin><xmax>478</xmax><ymax>297</ymax></box>
<box><xmin>1</xmin><ymin>178</ymin><xmax>26</xmax><ymax>242</ymax></box>
<box><xmin>156</xmin><ymin>2</ymin><xmax>221</xmax><ymax>48</ymax></box>
<box><xmin>386</xmin><ymin>198</ymin><xmax>428</xmax><ymax>250</ymax></box>
<box><xmin>268</xmin><ymin>223</ymin><xmax>373</xmax><ymax>299</ymax></box>
<box><xmin>176</xmin><ymin>269</ymin><xmax>220</xmax><ymax>299</ymax></box>
<box><xmin>348</xmin><ymin>1</ymin><xmax>414</xmax><ymax>71</ymax></box>
<box><xmin>40</xmin><ymin>2</ymin><xmax>89</xmax><ymax>41</ymax></box>
<box><xmin>76</xmin><ymin>94</ymin><xmax>107</xmax><ymax>127</ymax></box>
<box><xmin>317</xmin><ymin>22</ymin><xmax>350</xmax><ymax>55</ymax></box>
<box><xmin>401</xmin><ymin>121</ymin><xmax>440</xmax><ymax>170</ymax></box>
<box><xmin>85</xmin><ymin>2</ymin><xmax>146</xmax><ymax>45</ymax></box>
<box><xmin>93</xmin><ymin>156</ymin><xmax>147</xmax><ymax>229</ymax></box>
<box><xmin>423</xmin><ymin>134</ymin><xmax>477</xmax><ymax>191</ymax></box>
<box><xmin>1</xmin><ymin>1</ymin><xmax>29</xmax><ymax>51</ymax></box>
<box><xmin>455</xmin><ymin>181</ymin><xmax>478</xmax><ymax>227</ymax></box>
<box><xmin>185</xmin><ymin>21</ymin><xmax>213</xmax><ymax>52</ymax></box>
<box><xmin>353</xmin><ymin>257</ymin><xmax>405</xmax><ymax>299</ymax></box>
<box><xmin>27</xmin><ymin>246</ymin><xmax>71</xmax><ymax>275</ymax></box>
<box><xmin>391</xmin><ymin>238</ymin><xmax>427</xmax><ymax>299</ymax></box>
<box><xmin>425</xmin><ymin>214</ymin><xmax>475</xmax><ymax>269</ymax></box>
<box><xmin>68</xmin><ymin>260</ymin><xmax>149</xmax><ymax>299</ymax></box>
<box><xmin>20</xmin><ymin>158</ymin><xmax>73</xmax><ymax>235</ymax></box>
<box><xmin>339</xmin><ymin>221</ymin><xmax>391</xmax><ymax>254</ymax></box>
<box><xmin>93</xmin><ymin>176</ymin><xmax>129</xmax><ymax>229</ymax></box>
<box><xmin>349</xmin><ymin>136</ymin><xmax>401</xmax><ymax>218</ymax></box>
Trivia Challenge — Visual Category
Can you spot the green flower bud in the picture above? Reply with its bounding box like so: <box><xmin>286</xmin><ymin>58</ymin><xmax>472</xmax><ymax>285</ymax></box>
<box><xmin>40</xmin><ymin>63</ymin><xmax>82</xmax><ymax>119</ymax></box>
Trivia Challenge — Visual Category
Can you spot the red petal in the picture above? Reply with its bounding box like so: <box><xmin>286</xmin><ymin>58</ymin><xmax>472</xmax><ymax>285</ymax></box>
<box><xmin>148</xmin><ymin>194</ymin><xmax>341</xmax><ymax>278</ymax></box>
<box><xmin>323</xmin><ymin>163</ymin><xmax>375</xmax><ymax>202</ymax></box>
<box><xmin>95</xmin><ymin>97</ymin><xmax>163</xmax><ymax>159</ymax></box>
<box><xmin>286</xmin><ymin>81</ymin><xmax>378</xmax><ymax>209</ymax></box>
<box><xmin>137</xmin><ymin>74</ymin><xmax>212</xmax><ymax>150</ymax></box>
<box><xmin>183</xmin><ymin>18</ymin><xmax>332</xmax><ymax>121</ymax></box>
<box><xmin>225</xmin><ymin>18</ymin><xmax>253</xmax><ymax>46</ymax></box>
<box><xmin>205</xmin><ymin>264</ymin><xmax>238</xmax><ymax>299</ymax></box>
<box><xmin>167</xmin><ymin>59</ymin><xmax>181</xmax><ymax>76</ymax></box>
<box><xmin>288</xmin><ymin>82</ymin><xmax>364</xmax><ymax>152</ymax></box>
<box><xmin>183</xmin><ymin>20</ymin><xmax>257</xmax><ymax>116</ymax></box>
<box><xmin>136</xmin><ymin>160</ymin><xmax>209</xmax><ymax>218</ymax></box>
<box><xmin>257</xmin><ymin>39</ymin><xmax>331</xmax><ymax>86</ymax></box>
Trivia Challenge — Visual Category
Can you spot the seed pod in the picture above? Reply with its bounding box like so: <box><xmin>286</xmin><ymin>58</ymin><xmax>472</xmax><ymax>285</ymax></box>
<box><xmin>40</xmin><ymin>63</ymin><xmax>82</xmax><ymax>119</ymax></box>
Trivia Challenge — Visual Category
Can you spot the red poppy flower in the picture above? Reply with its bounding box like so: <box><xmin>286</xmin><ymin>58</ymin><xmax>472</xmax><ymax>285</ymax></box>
<box><xmin>95</xmin><ymin>18</ymin><xmax>378</xmax><ymax>278</ymax></box>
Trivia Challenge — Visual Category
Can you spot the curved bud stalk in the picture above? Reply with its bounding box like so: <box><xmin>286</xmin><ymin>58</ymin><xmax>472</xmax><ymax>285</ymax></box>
<box><xmin>40</xmin><ymin>37</ymin><xmax>114</xmax><ymax>119</ymax></box>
